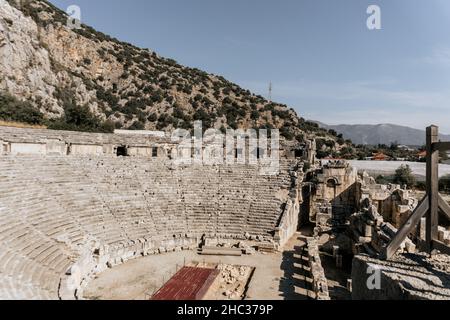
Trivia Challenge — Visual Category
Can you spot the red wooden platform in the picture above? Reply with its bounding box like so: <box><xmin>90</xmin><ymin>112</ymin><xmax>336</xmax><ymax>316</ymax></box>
<box><xmin>151</xmin><ymin>267</ymin><xmax>219</xmax><ymax>300</ymax></box>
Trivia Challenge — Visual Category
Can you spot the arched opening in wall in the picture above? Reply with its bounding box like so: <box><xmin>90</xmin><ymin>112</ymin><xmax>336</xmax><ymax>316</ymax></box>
<box><xmin>152</xmin><ymin>147</ymin><xmax>158</xmax><ymax>158</ymax></box>
<box><xmin>327</xmin><ymin>178</ymin><xmax>338</xmax><ymax>204</ymax></box>
<box><xmin>117</xmin><ymin>146</ymin><xmax>128</xmax><ymax>157</ymax></box>
<box><xmin>327</xmin><ymin>178</ymin><xmax>337</xmax><ymax>189</ymax></box>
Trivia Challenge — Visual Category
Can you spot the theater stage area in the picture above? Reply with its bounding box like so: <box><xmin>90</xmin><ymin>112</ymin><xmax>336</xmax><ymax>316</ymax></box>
<box><xmin>83</xmin><ymin>236</ymin><xmax>311</xmax><ymax>301</ymax></box>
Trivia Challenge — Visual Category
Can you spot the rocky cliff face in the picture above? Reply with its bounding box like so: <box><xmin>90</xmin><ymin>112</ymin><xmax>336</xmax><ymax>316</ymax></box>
<box><xmin>0</xmin><ymin>0</ymin><xmax>61</xmax><ymax>117</ymax></box>
<box><xmin>0</xmin><ymin>0</ymin><xmax>340</xmax><ymax>145</ymax></box>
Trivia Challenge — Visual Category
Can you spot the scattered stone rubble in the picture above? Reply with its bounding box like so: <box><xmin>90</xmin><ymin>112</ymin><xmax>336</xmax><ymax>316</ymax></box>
<box><xmin>306</xmin><ymin>160</ymin><xmax>421</xmax><ymax>258</ymax></box>
<box><xmin>437</xmin><ymin>226</ymin><xmax>450</xmax><ymax>246</ymax></box>
<box><xmin>349</xmin><ymin>198</ymin><xmax>416</xmax><ymax>257</ymax></box>
<box><xmin>215</xmin><ymin>264</ymin><xmax>254</xmax><ymax>300</ymax></box>
<box><xmin>360</xmin><ymin>172</ymin><xmax>419</xmax><ymax>228</ymax></box>
<box><xmin>202</xmin><ymin>237</ymin><xmax>270</xmax><ymax>255</ymax></box>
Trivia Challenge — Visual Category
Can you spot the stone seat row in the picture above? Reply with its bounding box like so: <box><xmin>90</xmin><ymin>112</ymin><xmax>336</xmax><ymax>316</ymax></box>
<box><xmin>0</xmin><ymin>155</ymin><xmax>294</xmax><ymax>298</ymax></box>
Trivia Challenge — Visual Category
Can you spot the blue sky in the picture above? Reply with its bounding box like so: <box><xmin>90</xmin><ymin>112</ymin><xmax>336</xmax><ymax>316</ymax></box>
<box><xmin>49</xmin><ymin>0</ymin><xmax>450</xmax><ymax>133</ymax></box>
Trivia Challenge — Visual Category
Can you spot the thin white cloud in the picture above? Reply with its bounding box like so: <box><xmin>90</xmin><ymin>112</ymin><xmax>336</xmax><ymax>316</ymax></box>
<box><xmin>242</xmin><ymin>79</ymin><xmax>450</xmax><ymax>110</ymax></box>
<box><xmin>422</xmin><ymin>46</ymin><xmax>450</xmax><ymax>67</ymax></box>
<box><xmin>238</xmin><ymin>79</ymin><xmax>450</xmax><ymax>133</ymax></box>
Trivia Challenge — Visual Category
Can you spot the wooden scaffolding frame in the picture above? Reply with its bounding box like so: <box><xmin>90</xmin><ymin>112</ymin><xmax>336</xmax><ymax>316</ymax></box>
<box><xmin>382</xmin><ymin>125</ymin><xmax>450</xmax><ymax>260</ymax></box>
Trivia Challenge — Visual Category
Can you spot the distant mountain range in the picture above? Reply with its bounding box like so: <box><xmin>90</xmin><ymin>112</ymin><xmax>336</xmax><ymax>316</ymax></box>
<box><xmin>315</xmin><ymin>122</ymin><xmax>450</xmax><ymax>146</ymax></box>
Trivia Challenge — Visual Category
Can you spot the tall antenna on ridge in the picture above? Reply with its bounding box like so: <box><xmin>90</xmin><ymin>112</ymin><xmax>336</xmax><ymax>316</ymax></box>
<box><xmin>268</xmin><ymin>82</ymin><xmax>272</xmax><ymax>102</ymax></box>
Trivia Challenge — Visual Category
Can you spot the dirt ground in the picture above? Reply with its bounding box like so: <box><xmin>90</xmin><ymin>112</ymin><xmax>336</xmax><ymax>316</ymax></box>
<box><xmin>83</xmin><ymin>234</ymin><xmax>314</xmax><ymax>300</ymax></box>
<box><xmin>319</xmin><ymin>252</ymin><xmax>352</xmax><ymax>300</ymax></box>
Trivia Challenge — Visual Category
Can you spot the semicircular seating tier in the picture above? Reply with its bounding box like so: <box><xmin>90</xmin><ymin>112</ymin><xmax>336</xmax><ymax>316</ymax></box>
<box><xmin>0</xmin><ymin>155</ymin><xmax>297</xmax><ymax>299</ymax></box>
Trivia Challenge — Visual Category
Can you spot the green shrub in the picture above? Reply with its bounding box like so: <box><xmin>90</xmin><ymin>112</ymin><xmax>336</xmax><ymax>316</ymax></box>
<box><xmin>316</xmin><ymin>150</ymin><xmax>332</xmax><ymax>159</ymax></box>
<box><xmin>193</xmin><ymin>109</ymin><xmax>211</xmax><ymax>127</ymax></box>
<box><xmin>376</xmin><ymin>175</ymin><xmax>392</xmax><ymax>185</ymax></box>
<box><xmin>48</xmin><ymin>100</ymin><xmax>113</xmax><ymax>133</ymax></box>
<box><xmin>415</xmin><ymin>181</ymin><xmax>426</xmax><ymax>191</ymax></box>
<box><xmin>250</xmin><ymin>110</ymin><xmax>260</xmax><ymax>120</ymax></box>
<box><xmin>128</xmin><ymin>121</ymin><xmax>145</xmax><ymax>130</ymax></box>
<box><xmin>263</xmin><ymin>103</ymin><xmax>275</xmax><ymax>112</ymax></box>
<box><xmin>328</xmin><ymin>129</ymin><xmax>337</xmax><ymax>136</ymax></box>
<box><xmin>151</xmin><ymin>91</ymin><xmax>164</xmax><ymax>103</ymax></box>
<box><xmin>96</xmin><ymin>88</ymin><xmax>119</xmax><ymax>106</ymax></box>
<box><xmin>393</xmin><ymin>165</ymin><xmax>416</xmax><ymax>188</ymax></box>
<box><xmin>280</xmin><ymin>127</ymin><xmax>294</xmax><ymax>140</ymax></box>
<box><xmin>147</xmin><ymin>113</ymin><xmax>157</xmax><ymax>122</ymax></box>
<box><xmin>316</xmin><ymin>138</ymin><xmax>335</xmax><ymax>150</ymax></box>
<box><xmin>173</xmin><ymin>104</ymin><xmax>190</xmax><ymax>122</ymax></box>
<box><xmin>439</xmin><ymin>175</ymin><xmax>450</xmax><ymax>193</ymax></box>
<box><xmin>0</xmin><ymin>93</ymin><xmax>44</xmax><ymax>125</ymax></box>
<box><xmin>303</xmin><ymin>162</ymin><xmax>311</xmax><ymax>173</ymax></box>
<box><xmin>222</xmin><ymin>87</ymin><xmax>231</xmax><ymax>95</ymax></box>
<box><xmin>295</xmin><ymin>134</ymin><xmax>305</xmax><ymax>142</ymax></box>
<box><xmin>337</xmin><ymin>137</ymin><xmax>345</xmax><ymax>145</ymax></box>
<box><xmin>271</xmin><ymin>108</ymin><xmax>290</xmax><ymax>120</ymax></box>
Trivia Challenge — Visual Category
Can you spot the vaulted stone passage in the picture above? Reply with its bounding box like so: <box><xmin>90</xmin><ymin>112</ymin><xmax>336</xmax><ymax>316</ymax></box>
<box><xmin>116</xmin><ymin>146</ymin><xmax>128</xmax><ymax>157</ymax></box>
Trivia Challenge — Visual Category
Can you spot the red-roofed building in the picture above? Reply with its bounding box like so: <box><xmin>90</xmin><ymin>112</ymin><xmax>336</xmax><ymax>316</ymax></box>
<box><xmin>417</xmin><ymin>150</ymin><xmax>427</xmax><ymax>160</ymax></box>
<box><xmin>372</xmin><ymin>152</ymin><xmax>389</xmax><ymax>161</ymax></box>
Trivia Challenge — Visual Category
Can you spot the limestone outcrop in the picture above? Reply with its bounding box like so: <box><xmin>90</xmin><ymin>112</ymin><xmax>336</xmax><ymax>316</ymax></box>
<box><xmin>0</xmin><ymin>0</ymin><xmax>61</xmax><ymax>116</ymax></box>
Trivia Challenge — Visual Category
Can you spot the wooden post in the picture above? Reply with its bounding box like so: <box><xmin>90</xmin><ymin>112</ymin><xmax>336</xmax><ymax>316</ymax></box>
<box><xmin>426</xmin><ymin>125</ymin><xmax>439</xmax><ymax>252</ymax></box>
<box><xmin>382</xmin><ymin>125</ymin><xmax>450</xmax><ymax>259</ymax></box>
